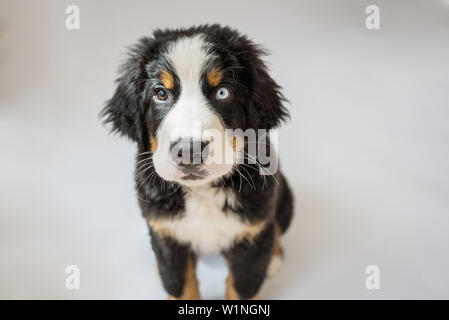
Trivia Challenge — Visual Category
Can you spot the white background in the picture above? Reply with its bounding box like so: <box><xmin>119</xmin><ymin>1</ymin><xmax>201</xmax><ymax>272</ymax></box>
<box><xmin>1</xmin><ymin>0</ymin><xmax>448</xmax><ymax>299</ymax></box>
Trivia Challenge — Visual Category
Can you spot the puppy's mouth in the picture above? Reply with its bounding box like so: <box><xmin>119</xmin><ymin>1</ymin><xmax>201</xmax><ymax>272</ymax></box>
<box><xmin>168</xmin><ymin>163</ymin><xmax>233</xmax><ymax>186</ymax></box>
<box><xmin>181</xmin><ymin>173</ymin><xmax>205</xmax><ymax>181</ymax></box>
<box><xmin>178</xmin><ymin>166</ymin><xmax>208</xmax><ymax>180</ymax></box>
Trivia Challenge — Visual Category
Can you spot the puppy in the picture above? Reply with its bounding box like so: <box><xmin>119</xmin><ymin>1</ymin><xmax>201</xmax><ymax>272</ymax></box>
<box><xmin>101</xmin><ymin>25</ymin><xmax>293</xmax><ymax>300</ymax></box>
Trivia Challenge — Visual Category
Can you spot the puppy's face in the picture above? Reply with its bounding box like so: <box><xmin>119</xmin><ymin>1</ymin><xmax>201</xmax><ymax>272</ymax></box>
<box><xmin>102</xmin><ymin>26</ymin><xmax>287</xmax><ymax>187</ymax></box>
<box><xmin>149</xmin><ymin>36</ymin><xmax>241</xmax><ymax>186</ymax></box>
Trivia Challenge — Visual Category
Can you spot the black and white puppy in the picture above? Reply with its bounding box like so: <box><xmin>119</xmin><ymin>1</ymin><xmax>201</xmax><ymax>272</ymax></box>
<box><xmin>101</xmin><ymin>25</ymin><xmax>293</xmax><ymax>300</ymax></box>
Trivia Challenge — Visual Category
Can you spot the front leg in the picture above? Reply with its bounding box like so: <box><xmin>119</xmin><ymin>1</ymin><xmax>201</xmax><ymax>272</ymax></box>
<box><xmin>224</xmin><ymin>223</ymin><xmax>275</xmax><ymax>300</ymax></box>
<box><xmin>149</xmin><ymin>225</ymin><xmax>200</xmax><ymax>300</ymax></box>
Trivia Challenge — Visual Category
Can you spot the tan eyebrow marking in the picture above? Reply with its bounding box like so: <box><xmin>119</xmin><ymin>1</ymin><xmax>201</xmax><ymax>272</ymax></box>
<box><xmin>160</xmin><ymin>70</ymin><xmax>174</xmax><ymax>90</ymax></box>
<box><xmin>150</xmin><ymin>136</ymin><xmax>158</xmax><ymax>153</ymax></box>
<box><xmin>207</xmin><ymin>68</ymin><xmax>223</xmax><ymax>87</ymax></box>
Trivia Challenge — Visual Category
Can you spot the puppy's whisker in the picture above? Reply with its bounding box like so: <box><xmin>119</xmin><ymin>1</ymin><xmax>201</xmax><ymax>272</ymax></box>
<box><xmin>238</xmin><ymin>165</ymin><xmax>256</xmax><ymax>190</ymax></box>
<box><xmin>137</xmin><ymin>151</ymin><xmax>153</xmax><ymax>156</ymax></box>
<box><xmin>151</xmin><ymin>172</ymin><xmax>160</xmax><ymax>188</ymax></box>
<box><xmin>239</xmin><ymin>162</ymin><xmax>267</xmax><ymax>189</ymax></box>
<box><xmin>136</xmin><ymin>156</ymin><xmax>152</xmax><ymax>165</ymax></box>
<box><xmin>243</xmin><ymin>163</ymin><xmax>267</xmax><ymax>189</ymax></box>
<box><xmin>136</xmin><ymin>169</ymin><xmax>157</xmax><ymax>192</ymax></box>
<box><xmin>235</xmin><ymin>166</ymin><xmax>254</xmax><ymax>191</ymax></box>
<box><xmin>242</xmin><ymin>151</ymin><xmax>278</xmax><ymax>186</ymax></box>
<box><xmin>135</xmin><ymin>162</ymin><xmax>152</xmax><ymax>175</ymax></box>
<box><xmin>135</xmin><ymin>162</ymin><xmax>154</xmax><ymax>178</ymax></box>
<box><xmin>136</xmin><ymin>170</ymin><xmax>155</xmax><ymax>186</ymax></box>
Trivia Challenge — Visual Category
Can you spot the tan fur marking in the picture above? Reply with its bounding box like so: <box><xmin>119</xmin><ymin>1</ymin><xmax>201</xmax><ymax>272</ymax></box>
<box><xmin>148</xmin><ymin>219</ymin><xmax>172</xmax><ymax>238</ymax></box>
<box><xmin>232</xmin><ymin>136</ymin><xmax>244</xmax><ymax>151</ymax></box>
<box><xmin>225</xmin><ymin>274</ymin><xmax>240</xmax><ymax>300</ymax></box>
<box><xmin>273</xmin><ymin>224</ymin><xmax>283</xmax><ymax>256</ymax></box>
<box><xmin>168</xmin><ymin>256</ymin><xmax>200</xmax><ymax>300</ymax></box>
<box><xmin>160</xmin><ymin>70</ymin><xmax>174</xmax><ymax>90</ymax></box>
<box><xmin>235</xmin><ymin>221</ymin><xmax>266</xmax><ymax>244</ymax></box>
<box><xmin>225</xmin><ymin>273</ymin><xmax>260</xmax><ymax>300</ymax></box>
<box><xmin>207</xmin><ymin>69</ymin><xmax>223</xmax><ymax>87</ymax></box>
<box><xmin>150</xmin><ymin>136</ymin><xmax>158</xmax><ymax>153</ymax></box>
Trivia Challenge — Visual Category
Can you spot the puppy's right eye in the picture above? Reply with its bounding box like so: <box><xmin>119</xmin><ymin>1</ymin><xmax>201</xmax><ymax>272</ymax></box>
<box><xmin>215</xmin><ymin>87</ymin><xmax>231</xmax><ymax>101</ymax></box>
<box><xmin>154</xmin><ymin>88</ymin><xmax>168</xmax><ymax>102</ymax></box>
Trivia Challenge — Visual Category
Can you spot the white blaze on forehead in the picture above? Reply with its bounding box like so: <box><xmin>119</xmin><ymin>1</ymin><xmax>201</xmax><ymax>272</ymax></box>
<box><xmin>165</xmin><ymin>35</ymin><xmax>214</xmax><ymax>92</ymax></box>
<box><xmin>160</xmin><ymin>35</ymin><xmax>221</xmax><ymax>140</ymax></box>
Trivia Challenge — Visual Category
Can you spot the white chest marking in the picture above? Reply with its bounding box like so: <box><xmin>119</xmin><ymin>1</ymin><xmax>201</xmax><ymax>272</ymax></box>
<box><xmin>162</xmin><ymin>186</ymin><xmax>247</xmax><ymax>254</ymax></box>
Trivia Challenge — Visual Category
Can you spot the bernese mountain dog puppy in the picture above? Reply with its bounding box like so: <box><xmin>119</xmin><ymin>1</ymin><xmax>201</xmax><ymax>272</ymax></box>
<box><xmin>101</xmin><ymin>25</ymin><xmax>293</xmax><ymax>300</ymax></box>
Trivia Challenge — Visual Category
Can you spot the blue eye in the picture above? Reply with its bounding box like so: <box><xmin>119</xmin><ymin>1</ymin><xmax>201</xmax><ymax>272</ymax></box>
<box><xmin>215</xmin><ymin>87</ymin><xmax>230</xmax><ymax>101</ymax></box>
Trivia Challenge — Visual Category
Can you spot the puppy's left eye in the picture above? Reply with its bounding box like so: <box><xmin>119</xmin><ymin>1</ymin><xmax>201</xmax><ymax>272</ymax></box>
<box><xmin>154</xmin><ymin>88</ymin><xmax>168</xmax><ymax>102</ymax></box>
<box><xmin>215</xmin><ymin>87</ymin><xmax>231</xmax><ymax>101</ymax></box>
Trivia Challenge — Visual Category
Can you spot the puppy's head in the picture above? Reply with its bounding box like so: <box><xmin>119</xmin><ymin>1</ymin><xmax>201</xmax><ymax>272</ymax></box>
<box><xmin>102</xmin><ymin>25</ymin><xmax>288</xmax><ymax>187</ymax></box>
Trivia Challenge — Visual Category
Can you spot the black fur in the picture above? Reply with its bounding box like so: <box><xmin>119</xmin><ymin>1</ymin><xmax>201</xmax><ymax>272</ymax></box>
<box><xmin>225</xmin><ymin>223</ymin><xmax>275</xmax><ymax>299</ymax></box>
<box><xmin>150</xmin><ymin>228</ymin><xmax>193</xmax><ymax>297</ymax></box>
<box><xmin>101</xmin><ymin>24</ymin><xmax>293</xmax><ymax>299</ymax></box>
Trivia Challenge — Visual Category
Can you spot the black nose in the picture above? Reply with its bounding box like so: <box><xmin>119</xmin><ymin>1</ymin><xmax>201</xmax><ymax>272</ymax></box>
<box><xmin>170</xmin><ymin>138</ymin><xmax>209</xmax><ymax>170</ymax></box>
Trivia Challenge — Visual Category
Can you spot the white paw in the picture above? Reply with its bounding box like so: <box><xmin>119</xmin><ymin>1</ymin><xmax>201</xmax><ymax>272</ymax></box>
<box><xmin>267</xmin><ymin>255</ymin><xmax>283</xmax><ymax>278</ymax></box>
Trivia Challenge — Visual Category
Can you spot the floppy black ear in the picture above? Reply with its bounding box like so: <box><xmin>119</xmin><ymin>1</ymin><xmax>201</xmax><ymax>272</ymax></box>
<box><xmin>239</xmin><ymin>45</ymin><xmax>289</xmax><ymax>130</ymax></box>
<box><xmin>101</xmin><ymin>81</ymin><xmax>144</xmax><ymax>143</ymax></box>
<box><xmin>101</xmin><ymin>40</ymin><xmax>152</xmax><ymax>143</ymax></box>
<box><xmin>250</xmin><ymin>59</ymin><xmax>289</xmax><ymax>130</ymax></box>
